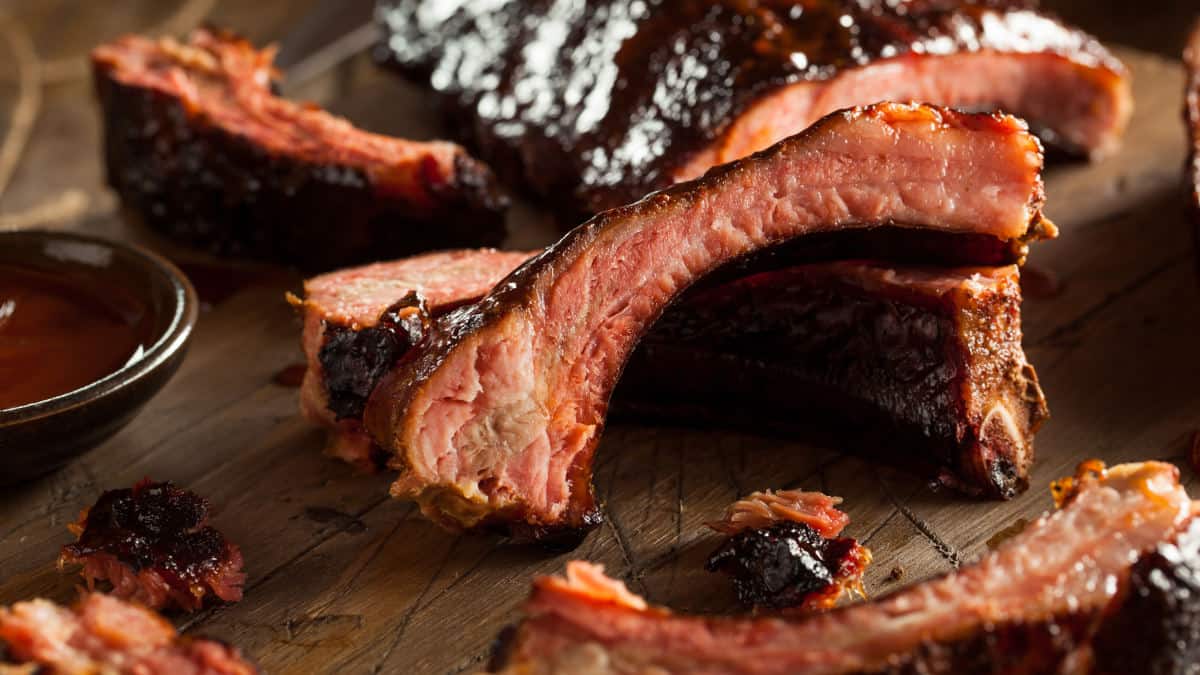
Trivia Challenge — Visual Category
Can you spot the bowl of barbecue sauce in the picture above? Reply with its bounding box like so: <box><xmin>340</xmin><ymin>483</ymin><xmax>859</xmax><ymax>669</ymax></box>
<box><xmin>0</xmin><ymin>230</ymin><xmax>197</xmax><ymax>484</ymax></box>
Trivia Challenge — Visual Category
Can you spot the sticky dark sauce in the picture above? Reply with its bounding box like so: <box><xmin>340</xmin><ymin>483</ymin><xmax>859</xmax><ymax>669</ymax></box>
<box><xmin>0</xmin><ymin>264</ymin><xmax>150</xmax><ymax>410</ymax></box>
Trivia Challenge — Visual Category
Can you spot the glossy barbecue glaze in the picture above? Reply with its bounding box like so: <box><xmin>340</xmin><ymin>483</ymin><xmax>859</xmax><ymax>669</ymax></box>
<box><xmin>489</xmin><ymin>461</ymin><xmax>1200</xmax><ymax>674</ymax></box>
<box><xmin>0</xmin><ymin>264</ymin><xmax>151</xmax><ymax>411</ymax></box>
<box><xmin>377</xmin><ymin>0</ymin><xmax>1130</xmax><ymax>215</ymax></box>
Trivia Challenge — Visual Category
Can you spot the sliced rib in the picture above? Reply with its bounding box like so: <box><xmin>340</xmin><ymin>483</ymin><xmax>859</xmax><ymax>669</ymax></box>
<box><xmin>362</xmin><ymin>103</ymin><xmax>1054</xmax><ymax>540</ymax></box>
<box><xmin>93</xmin><ymin>29</ymin><xmax>508</xmax><ymax>271</ymax></box>
<box><xmin>378</xmin><ymin>0</ymin><xmax>1131</xmax><ymax>215</ymax></box>
<box><xmin>490</xmin><ymin>461</ymin><xmax>1200</xmax><ymax>674</ymax></box>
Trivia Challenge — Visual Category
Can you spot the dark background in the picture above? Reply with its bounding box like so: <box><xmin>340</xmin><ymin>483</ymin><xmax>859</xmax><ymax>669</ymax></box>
<box><xmin>1048</xmin><ymin>0</ymin><xmax>1193</xmax><ymax>58</ymax></box>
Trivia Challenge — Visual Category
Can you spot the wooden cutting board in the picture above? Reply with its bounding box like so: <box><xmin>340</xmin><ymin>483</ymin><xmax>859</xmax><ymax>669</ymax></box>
<box><xmin>1</xmin><ymin>3</ymin><xmax>1198</xmax><ymax>673</ymax></box>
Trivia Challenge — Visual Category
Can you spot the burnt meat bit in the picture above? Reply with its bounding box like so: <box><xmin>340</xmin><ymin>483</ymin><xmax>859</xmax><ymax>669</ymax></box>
<box><xmin>706</xmin><ymin>522</ymin><xmax>868</xmax><ymax>612</ymax></box>
<box><xmin>59</xmin><ymin>480</ymin><xmax>244</xmax><ymax>612</ymax></box>
<box><xmin>319</xmin><ymin>292</ymin><xmax>430</xmax><ymax>420</ymax></box>
<box><xmin>1092</xmin><ymin>518</ymin><xmax>1200</xmax><ymax>674</ymax></box>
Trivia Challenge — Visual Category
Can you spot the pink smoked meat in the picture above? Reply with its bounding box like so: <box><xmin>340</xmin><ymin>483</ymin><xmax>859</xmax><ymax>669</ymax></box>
<box><xmin>0</xmin><ymin>593</ymin><xmax>256</xmax><ymax>674</ymax></box>
<box><xmin>362</xmin><ymin>103</ymin><xmax>1055</xmax><ymax>541</ymax></box>
<box><xmin>489</xmin><ymin>461</ymin><xmax>1200</xmax><ymax>674</ymax></box>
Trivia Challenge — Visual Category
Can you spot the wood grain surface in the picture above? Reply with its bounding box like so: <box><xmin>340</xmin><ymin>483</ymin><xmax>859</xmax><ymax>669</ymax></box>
<box><xmin>0</xmin><ymin>2</ymin><xmax>1198</xmax><ymax>674</ymax></box>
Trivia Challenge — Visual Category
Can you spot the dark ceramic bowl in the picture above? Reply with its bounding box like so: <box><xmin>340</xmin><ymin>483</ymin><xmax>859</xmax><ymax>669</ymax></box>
<box><xmin>0</xmin><ymin>230</ymin><xmax>198</xmax><ymax>484</ymax></box>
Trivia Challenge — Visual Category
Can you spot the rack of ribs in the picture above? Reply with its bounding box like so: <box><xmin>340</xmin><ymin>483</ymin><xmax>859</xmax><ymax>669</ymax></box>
<box><xmin>377</xmin><ymin>0</ymin><xmax>1131</xmax><ymax>217</ymax></box>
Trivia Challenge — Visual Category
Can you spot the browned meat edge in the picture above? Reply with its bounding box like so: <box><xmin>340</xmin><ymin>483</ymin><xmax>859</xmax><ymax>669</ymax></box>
<box><xmin>93</xmin><ymin>29</ymin><xmax>508</xmax><ymax>272</ymax></box>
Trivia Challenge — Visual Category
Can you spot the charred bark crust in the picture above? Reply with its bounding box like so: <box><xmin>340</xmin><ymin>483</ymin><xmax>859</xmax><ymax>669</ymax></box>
<box><xmin>95</xmin><ymin>74</ymin><xmax>507</xmax><ymax>272</ymax></box>
<box><xmin>320</xmin><ymin>293</ymin><xmax>430</xmax><ymax>420</ymax></box>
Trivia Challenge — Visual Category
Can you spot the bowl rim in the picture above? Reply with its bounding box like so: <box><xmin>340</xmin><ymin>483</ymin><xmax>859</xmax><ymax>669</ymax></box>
<box><xmin>0</xmin><ymin>229</ymin><xmax>199</xmax><ymax>425</ymax></box>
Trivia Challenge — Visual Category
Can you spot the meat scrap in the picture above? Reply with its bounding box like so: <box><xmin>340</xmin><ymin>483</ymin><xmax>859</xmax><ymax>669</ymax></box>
<box><xmin>706</xmin><ymin>490</ymin><xmax>870</xmax><ymax>612</ymax></box>
<box><xmin>489</xmin><ymin>461</ymin><xmax>1200</xmax><ymax>674</ymax></box>
<box><xmin>378</xmin><ymin>0</ymin><xmax>1131</xmax><ymax>216</ymax></box>
<box><xmin>0</xmin><ymin>593</ymin><xmax>255</xmax><ymax>674</ymax></box>
<box><xmin>59</xmin><ymin>480</ymin><xmax>244</xmax><ymax>613</ymax></box>
<box><xmin>93</xmin><ymin>28</ymin><xmax>508</xmax><ymax>271</ymax></box>
<box><xmin>362</xmin><ymin>103</ymin><xmax>1054</xmax><ymax>542</ymax></box>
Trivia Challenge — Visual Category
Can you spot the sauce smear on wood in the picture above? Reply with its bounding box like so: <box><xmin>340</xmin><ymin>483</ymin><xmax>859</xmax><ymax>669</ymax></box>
<box><xmin>0</xmin><ymin>264</ymin><xmax>150</xmax><ymax>409</ymax></box>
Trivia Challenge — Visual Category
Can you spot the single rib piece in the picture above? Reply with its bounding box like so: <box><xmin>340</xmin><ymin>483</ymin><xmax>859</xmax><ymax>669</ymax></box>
<box><xmin>489</xmin><ymin>461</ymin><xmax>1200</xmax><ymax>674</ymax></box>
<box><xmin>0</xmin><ymin>593</ymin><xmax>255</xmax><ymax>674</ymax></box>
<box><xmin>300</xmin><ymin>254</ymin><xmax>1046</xmax><ymax>498</ymax></box>
<box><xmin>93</xmin><ymin>29</ymin><xmax>508</xmax><ymax>271</ymax></box>
<box><xmin>58</xmin><ymin>480</ymin><xmax>244</xmax><ymax>612</ymax></box>
<box><xmin>618</xmin><ymin>262</ymin><xmax>1048</xmax><ymax>498</ymax></box>
<box><xmin>291</xmin><ymin>249</ymin><xmax>534</xmax><ymax>470</ymax></box>
<box><xmin>363</xmin><ymin>103</ymin><xmax>1054</xmax><ymax>540</ymax></box>
<box><xmin>377</xmin><ymin>0</ymin><xmax>1131</xmax><ymax>215</ymax></box>
<box><xmin>1187</xmin><ymin>21</ymin><xmax>1200</xmax><ymax>236</ymax></box>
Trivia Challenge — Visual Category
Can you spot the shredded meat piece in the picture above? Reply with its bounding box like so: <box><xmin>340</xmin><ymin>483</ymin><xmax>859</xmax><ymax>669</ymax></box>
<box><xmin>707</xmin><ymin>490</ymin><xmax>850</xmax><ymax>538</ymax></box>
